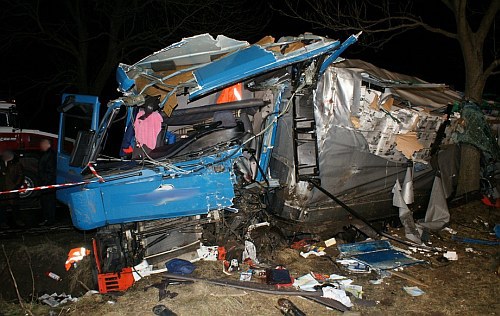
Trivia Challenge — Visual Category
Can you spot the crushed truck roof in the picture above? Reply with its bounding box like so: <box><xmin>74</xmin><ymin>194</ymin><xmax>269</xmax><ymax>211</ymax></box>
<box><xmin>117</xmin><ymin>33</ymin><xmax>359</xmax><ymax>115</ymax></box>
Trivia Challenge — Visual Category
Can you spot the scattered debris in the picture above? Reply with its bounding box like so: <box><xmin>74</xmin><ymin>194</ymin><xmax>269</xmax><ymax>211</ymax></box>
<box><xmin>473</xmin><ymin>217</ymin><xmax>490</xmax><ymax>229</ymax></box>
<box><xmin>324</xmin><ymin>237</ymin><xmax>337</xmax><ymax>248</ymax></box>
<box><xmin>443</xmin><ymin>251</ymin><xmax>458</xmax><ymax>261</ymax></box>
<box><xmin>389</xmin><ymin>271</ymin><xmax>428</xmax><ymax>288</ymax></box>
<box><xmin>338</xmin><ymin>240</ymin><xmax>425</xmax><ymax>271</ymax></box>
<box><xmin>442</xmin><ymin>227</ymin><xmax>457</xmax><ymax>235</ymax></box>
<box><xmin>403</xmin><ymin>286</ymin><xmax>425</xmax><ymax>297</ymax></box>
<box><xmin>239</xmin><ymin>271</ymin><xmax>252</xmax><ymax>282</ymax></box>
<box><xmin>337</xmin><ymin>259</ymin><xmax>371</xmax><ymax>273</ymax></box>
<box><xmin>152</xmin><ymin>304</ymin><xmax>177</xmax><ymax>316</ymax></box>
<box><xmin>321</xmin><ymin>287</ymin><xmax>353</xmax><ymax>308</ymax></box>
<box><xmin>369</xmin><ymin>279</ymin><xmax>384</xmax><ymax>285</ymax></box>
<box><xmin>39</xmin><ymin>293</ymin><xmax>78</xmax><ymax>307</ymax></box>
<box><xmin>196</xmin><ymin>245</ymin><xmax>219</xmax><ymax>261</ymax></box>
<box><xmin>45</xmin><ymin>272</ymin><xmax>62</xmax><ymax>282</ymax></box>
<box><xmin>65</xmin><ymin>247</ymin><xmax>90</xmax><ymax>271</ymax></box>
<box><xmin>266</xmin><ymin>267</ymin><xmax>293</xmax><ymax>287</ymax></box>
<box><xmin>300</xmin><ymin>247</ymin><xmax>326</xmax><ymax>258</ymax></box>
<box><xmin>291</xmin><ymin>271</ymin><xmax>363</xmax><ymax>309</ymax></box>
<box><xmin>291</xmin><ymin>239</ymin><xmax>318</xmax><ymax>250</ymax></box>
<box><xmin>161</xmin><ymin>273</ymin><xmax>324</xmax><ymax>298</ymax></box>
<box><xmin>144</xmin><ymin>278</ymin><xmax>184</xmax><ymax>301</ymax></box>
<box><xmin>223</xmin><ymin>259</ymin><xmax>240</xmax><ymax>274</ymax></box>
<box><xmin>342</xmin><ymin>284</ymin><xmax>363</xmax><ymax>299</ymax></box>
<box><xmin>277</xmin><ymin>298</ymin><xmax>306</xmax><ymax>316</ymax></box>
<box><xmin>293</xmin><ymin>273</ymin><xmax>320</xmax><ymax>291</ymax></box>
<box><xmin>132</xmin><ymin>259</ymin><xmax>160</xmax><ymax>281</ymax></box>
<box><xmin>242</xmin><ymin>240</ymin><xmax>259</xmax><ymax>264</ymax></box>
<box><xmin>290</xmin><ymin>238</ymin><xmax>326</xmax><ymax>258</ymax></box>
<box><xmin>165</xmin><ymin>259</ymin><xmax>196</xmax><ymax>275</ymax></box>
<box><xmin>451</xmin><ymin>235</ymin><xmax>500</xmax><ymax>245</ymax></box>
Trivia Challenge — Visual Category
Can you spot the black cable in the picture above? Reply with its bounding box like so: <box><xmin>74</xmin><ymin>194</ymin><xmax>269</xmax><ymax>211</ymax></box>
<box><xmin>251</xmin><ymin>153</ymin><xmax>270</xmax><ymax>186</ymax></box>
<box><xmin>308</xmin><ymin>180</ymin><xmax>440</xmax><ymax>251</ymax></box>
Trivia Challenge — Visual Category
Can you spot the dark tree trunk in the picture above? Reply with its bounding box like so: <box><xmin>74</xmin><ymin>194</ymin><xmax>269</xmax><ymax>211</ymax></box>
<box><xmin>454</xmin><ymin>0</ymin><xmax>487</xmax><ymax>102</ymax></box>
<box><xmin>461</xmin><ymin>42</ymin><xmax>486</xmax><ymax>102</ymax></box>
<box><xmin>456</xmin><ymin>144</ymin><xmax>481</xmax><ymax>196</ymax></box>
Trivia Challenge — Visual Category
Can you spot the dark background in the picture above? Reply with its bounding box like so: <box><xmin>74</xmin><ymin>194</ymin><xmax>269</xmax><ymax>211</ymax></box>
<box><xmin>0</xmin><ymin>0</ymin><xmax>498</xmax><ymax>134</ymax></box>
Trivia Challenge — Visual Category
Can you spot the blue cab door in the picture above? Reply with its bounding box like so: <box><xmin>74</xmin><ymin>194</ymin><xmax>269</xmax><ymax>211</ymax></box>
<box><xmin>56</xmin><ymin>94</ymin><xmax>100</xmax><ymax>204</ymax></box>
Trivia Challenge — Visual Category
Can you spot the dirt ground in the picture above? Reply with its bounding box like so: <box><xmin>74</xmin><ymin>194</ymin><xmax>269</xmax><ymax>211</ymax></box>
<box><xmin>0</xmin><ymin>200</ymin><xmax>498</xmax><ymax>316</ymax></box>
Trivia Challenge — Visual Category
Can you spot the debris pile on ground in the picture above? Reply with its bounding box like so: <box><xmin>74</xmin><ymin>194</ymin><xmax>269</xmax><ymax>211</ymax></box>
<box><xmin>0</xmin><ymin>200</ymin><xmax>498</xmax><ymax>315</ymax></box>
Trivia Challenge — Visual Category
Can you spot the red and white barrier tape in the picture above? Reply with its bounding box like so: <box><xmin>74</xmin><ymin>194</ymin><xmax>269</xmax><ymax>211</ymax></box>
<box><xmin>0</xmin><ymin>180</ymin><xmax>89</xmax><ymax>196</ymax></box>
<box><xmin>87</xmin><ymin>163</ymin><xmax>105</xmax><ymax>183</ymax></box>
<box><xmin>0</xmin><ymin>163</ymin><xmax>104</xmax><ymax>196</ymax></box>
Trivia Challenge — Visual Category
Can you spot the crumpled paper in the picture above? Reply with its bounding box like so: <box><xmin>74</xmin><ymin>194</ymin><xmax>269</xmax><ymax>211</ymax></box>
<box><xmin>321</xmin><ymin>287</ymin><xmax>353</xmax><ymax>307</ymax></box>
<box><xmin>39</xmin><ymin>292</ymin><xmax>78</xmax><ymax>307</ymax></box>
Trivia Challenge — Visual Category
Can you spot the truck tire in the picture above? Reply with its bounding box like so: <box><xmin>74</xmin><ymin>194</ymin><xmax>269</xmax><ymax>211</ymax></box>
<box><xmin>20</xmin><ymin>170</ymin><xmax>40</xmax><ymax>199</ymax></box>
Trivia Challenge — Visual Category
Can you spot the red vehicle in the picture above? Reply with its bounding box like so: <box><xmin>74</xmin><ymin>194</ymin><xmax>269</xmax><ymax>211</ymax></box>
<box><xmin>0</xmin><ymin>100</ymin><xmax>58</xmax><ymax>203</ymax></box>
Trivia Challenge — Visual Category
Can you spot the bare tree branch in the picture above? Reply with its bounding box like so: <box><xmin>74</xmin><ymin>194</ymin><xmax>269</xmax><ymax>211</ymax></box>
<box><xmin>274</xmin><ymin>0</ymin><xmax>457</xmax><ymax>48</ymax></box>
<box><xmin>276</xmin><ymin>0</ymin><xmax>498</xmax><ymax>100</ymax></box>
<box><xmin>440</xmin><ymin>0</ymin><xmax>455</xmax><ymax>12</ymax></box>
<box><xmin>484</xmin><ymin>58</ymin><xmax>500</xmax><ymax>78</ymax></box>
<box><xmin>476</xmin><ymin>0</ymin><xmax>500</xmax><ymax>43</ymax></box>
<box><xmin>400</xmin><ymin>17</ymin><xmax>457</xmax><ymax>39</ymax></box>
<box><xmin>1</xmin><ymin>0</ymin><xmax>269</xmax><ymax>97</ymax></box>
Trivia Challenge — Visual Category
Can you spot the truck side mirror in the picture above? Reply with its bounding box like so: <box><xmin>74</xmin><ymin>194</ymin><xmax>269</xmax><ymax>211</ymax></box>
<box><xmin>58</xmin><ymin>95</ymin><xmax>76</xmax><ymax>113</ymax></box>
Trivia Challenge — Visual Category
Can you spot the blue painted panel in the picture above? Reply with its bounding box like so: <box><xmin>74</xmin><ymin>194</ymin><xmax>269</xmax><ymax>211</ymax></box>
<box><xmin>351</xmin><ymin>249</ymin><xmax>422</xmax><ymax>270</ymax></box>
<box><xmin>56</xmin><ymin>154</ymin><xmax>86</xmax><ymax>205</ymax></box>
<box><xmin>256</xmin><ymin>88</ymin><xmax>284</xmax><ymax>181</ymax></box>
<box><xmin>338</xmin><ymin>240</ymin><xmax>425</xmax><ymax>270</ymax></box>
<box><xmin>116</xmin><ymin>66</ymin><xmax>135</xmax><ymax>92</ymax></box>
<box><xmin>192</xmin><ymin>46</ymin><xmax>275</xmax><ymax>99</ymax></box>
<box><xmin>69</xmin><ymin>188</ymin><xmax>107</xmax><ymax>230</ymax></box>
<box><xmin>190</xmin><ymin>41</ymin><xmax>340</xmax><ymax>100</ymax></box>
<box><xmin>67</xmin><ymin>148</ymin><xmax>241</xmax><ymax>230</ymax></box>
<box><xmin>57</xmin><ymin>94</ymin><xmax>100</xmax><ymax>205</ymax></box>
<box><xmin>100</xmin><ymin>169</ymin><xmax>235</xmax><ymax>225</ymax></box>
<box><xmin>319</xmin><ymin>33</ymin><xmax>360</xmax><ymax>76</ymax></box>
<box><xmin>338</xmin><ymin>240</ymin><xmax>392</xmax><ymax>255</ymax></box>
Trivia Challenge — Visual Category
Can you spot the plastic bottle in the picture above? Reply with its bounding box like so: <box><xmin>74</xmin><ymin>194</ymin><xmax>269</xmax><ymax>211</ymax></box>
<box><xmin>46</xmin><ymin>271</ymin><xmax>62</xmax><ymax>281</ymax></box>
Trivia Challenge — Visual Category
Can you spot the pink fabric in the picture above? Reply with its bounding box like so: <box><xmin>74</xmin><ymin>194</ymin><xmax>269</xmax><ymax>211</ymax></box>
<box><xmin>134</xmin><ymin>110</ymin><xmax>163</xmax><ymax>149</ymax></box>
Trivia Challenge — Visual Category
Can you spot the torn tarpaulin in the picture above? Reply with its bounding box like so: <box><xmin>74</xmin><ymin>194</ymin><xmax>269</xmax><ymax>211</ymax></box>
<box><xmin>417</xmin><ymin>175</ymin><xmax>450</xmax><ymax>233</ymax></box>
<box><xmin>401</xmin><ymin>166</ymin><xmax>414</xmax><ymax>205</ymax></box>
<box><xmin>392</xmin><ymin>179</ymin><xmax>421</xmax><ymax>244</ymax></box>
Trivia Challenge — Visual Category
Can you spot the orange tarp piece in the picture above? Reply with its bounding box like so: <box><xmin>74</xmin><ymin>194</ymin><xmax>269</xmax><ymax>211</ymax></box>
<box><xmin>217</xmin><ymin>83</ymin><xmax>242</xmax><ymax>104</ymax></box>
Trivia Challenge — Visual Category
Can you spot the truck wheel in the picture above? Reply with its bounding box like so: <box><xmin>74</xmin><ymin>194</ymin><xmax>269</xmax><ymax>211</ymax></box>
<box><xmin>20</xmin><ymin>170</ymin><xmax>39</xmax><ymax>199</ymax></box>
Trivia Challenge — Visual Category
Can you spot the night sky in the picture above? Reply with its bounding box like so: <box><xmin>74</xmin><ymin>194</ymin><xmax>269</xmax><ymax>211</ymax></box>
<box><xmin>0</xmin><ymin>0</ymin><xmax>498</xmax><ymax>134</ymax></box>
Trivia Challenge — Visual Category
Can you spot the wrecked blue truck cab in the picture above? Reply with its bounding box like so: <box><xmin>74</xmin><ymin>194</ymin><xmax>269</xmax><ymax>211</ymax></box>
<box><xmin>57</xmin><ymin>33</ymin><xmax>467</xmax><ymax>277</ymax></box>
<box><xmin>56</xmin><ymin>33</ymin><xmax>361</xmax><ymax>268</ymax></box>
